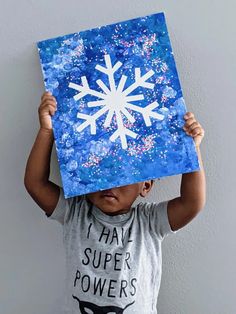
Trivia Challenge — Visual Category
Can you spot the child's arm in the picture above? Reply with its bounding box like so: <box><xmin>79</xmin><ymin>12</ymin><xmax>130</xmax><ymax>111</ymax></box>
<box><xmin>24</xmin><ymin>92</ymin><xmax>61</xmax><ymax>217</ymax></box>
<box><xmin>167</xmin><ymin>112</ymin><xmax>206</xmax><ymax>231</ymax></box>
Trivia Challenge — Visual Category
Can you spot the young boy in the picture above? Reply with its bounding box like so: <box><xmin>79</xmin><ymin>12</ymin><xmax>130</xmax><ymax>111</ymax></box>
<box><xmin>24</xmin><ymin>92</ymin><xmax>206</xmax><ymax>313</ymax></box>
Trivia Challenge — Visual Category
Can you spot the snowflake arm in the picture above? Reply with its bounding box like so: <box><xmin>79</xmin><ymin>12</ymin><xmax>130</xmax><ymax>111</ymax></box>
<box><xmin>110</xmin><ymin>110</ymin><xmax>137</xmax><ymax>149</ymax></box>
<box><xmin>126</xmin><ymin>101</ymin><xmax>165</xmax><ymax>126</ymax></box>
<box><xmin>122</xmin><ymin>68</ymin><xmax>155</xmax><ymax>96</ymax></box>
<box><xmin>117</xmin><ymin>75</ymin><xmax>127</xmax><ymax>92</ymax></box>
<box><xmin>76</xmin><ymin>106</ymin><xmax>109</xmax><ymax>134</ymax></box>
<box><xmin>96</xmin><ymin>54</ymin><xmax>122</xmax><ymax>92</ymax></box>
<box><xmin>69</xmin><ymin>77</ymin><xmax>106</xmax><ymax>101</ymax></box>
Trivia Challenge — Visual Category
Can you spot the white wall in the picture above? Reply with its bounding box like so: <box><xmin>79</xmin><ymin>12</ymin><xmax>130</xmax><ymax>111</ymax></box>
<box><xmin>1</xmin><ymin>0</ymin><xmax>235</xmax><ymax>313</ymax></box>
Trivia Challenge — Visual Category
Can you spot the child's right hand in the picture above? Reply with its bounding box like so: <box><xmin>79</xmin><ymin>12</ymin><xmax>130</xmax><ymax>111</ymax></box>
<box><xmin>38</xmin><ymin>91</ymin><xmax>57</xmax><ymax>131</ymax></box>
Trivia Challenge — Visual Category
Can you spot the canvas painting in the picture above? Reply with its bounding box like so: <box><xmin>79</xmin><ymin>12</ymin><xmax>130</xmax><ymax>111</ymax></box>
<box><xmin>37</xmin><ymin>12</ymin><xmax>199</xmax><ymax>198</ymax></box>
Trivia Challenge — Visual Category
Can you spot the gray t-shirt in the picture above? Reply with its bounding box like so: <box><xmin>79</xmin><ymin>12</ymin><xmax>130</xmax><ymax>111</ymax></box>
<box><xmin>47</xmin><ymin>186</ymin><xmax>180</xmax><ymax>314</ymax></box>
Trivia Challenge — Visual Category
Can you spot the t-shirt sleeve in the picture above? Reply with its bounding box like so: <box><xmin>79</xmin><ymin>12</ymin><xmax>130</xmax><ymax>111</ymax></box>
<box><xmin>46</xmin><ymin>186</ymin><xmax>71</xmax><ymax>225</ymax></box>
<box><xmin>143</xmin><ymin>200</ymin><xmax>180</xmax><ymax>241</ymax></box>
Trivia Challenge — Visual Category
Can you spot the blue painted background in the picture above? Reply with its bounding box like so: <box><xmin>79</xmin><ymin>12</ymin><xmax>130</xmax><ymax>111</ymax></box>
<box><xmin>37</xmin><ymin>12</ymin><xmax>199</xmax><ymax>198</ymax></box>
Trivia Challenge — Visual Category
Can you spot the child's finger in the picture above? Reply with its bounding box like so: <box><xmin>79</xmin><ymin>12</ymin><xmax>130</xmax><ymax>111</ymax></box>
<box><xmin>41</xmin><ymin>98</ymin><xmax>57</xmax><ymax>105</ymax></box>
<box><xmin>41</xmin><ymin>91</ymin><xmax>51</xmax><ymax>100</ymax></box>
<box><xmin>48</xmin><ymin>104</ymin><xmax>57</xmax><ymax>116</ymax></box>
<box><xmin>41</xmin><ymin>99</ymin><xmax>57</xmax><ymax>109</ymax></box>
<box><xmin>184</xmin><ymin>112</ymin><xmax>194</xmax><ymax>120</ymax></box>
<box><xmin>191</xmin><ymin>127</ymin><xmax>202</xmax><ymax>136</ymax></box>
<box><xmin>190</xmin><ymin>126</ymin><xmax>205</xmax><ymax>137</ymax></box>
<box><xmin>39</xmin><ymin>101</ymin><xmax>57</xmax><ymax>115</ymax></box>
<box><xmin>184</xmin><ymin>117</ymin><xmax>195</xmax><ymax>128</ymax></box>
<box><xmin>39</xmin><ymin>103</ymin><xmax>57</xmax><ymax>116</ymax></box>
<box><xmin>41</xmin><ymin>92</ymin><xmax>56</xmax><ymax>103</ymax></box>
<box><xmin>41</xmin><ymin>96</ymin><xmax>56</xmax><ymax>104</ymax></box>
<box><xmin>188</xmin><ymin>122</ymin><xmax>200</xmax><ymax>132</ymax></box>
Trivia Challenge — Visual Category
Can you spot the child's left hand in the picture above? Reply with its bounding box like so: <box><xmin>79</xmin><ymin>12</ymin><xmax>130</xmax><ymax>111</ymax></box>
<box><xmin>183</xmin><ymin>112</ymin><xmax>205</xmax><ymax>148</ymax></box>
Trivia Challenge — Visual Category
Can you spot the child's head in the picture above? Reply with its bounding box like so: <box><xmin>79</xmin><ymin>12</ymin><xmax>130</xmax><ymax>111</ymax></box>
<box><xmin>86</xmin><ymin>180</ymin><xmax>154</xmax><ymax>216</ymax></box>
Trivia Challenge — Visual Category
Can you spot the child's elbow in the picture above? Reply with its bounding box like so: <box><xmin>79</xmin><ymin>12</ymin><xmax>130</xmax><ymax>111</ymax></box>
<box><xmin>195</xmin><ymin>198</ymin><xmax>206</xmax><ymax>213</ymax></box>
<box><xmin>24</xmin><ymin>175</ymin><xmax>32</xmax><ymax>193</ymax></box>
<box><xmin>187</xmin><ymin>196</ymin><xmax>206</xmax><ymax>215</ymax></box>
<box><xmin>24</xmin><ymin>175</ymin><xmax>35</xmax><ymax>194</ymax></box>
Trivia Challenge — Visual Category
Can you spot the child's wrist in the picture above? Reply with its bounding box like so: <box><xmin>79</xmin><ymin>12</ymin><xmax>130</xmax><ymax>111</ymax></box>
<box><xmin>39</xmin><ymin>127</ymin><xmax>53</xmax><ymax>136</ymax></box>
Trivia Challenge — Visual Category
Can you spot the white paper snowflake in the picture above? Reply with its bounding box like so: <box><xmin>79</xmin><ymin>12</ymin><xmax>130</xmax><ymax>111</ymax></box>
<box><xmin>69</xmin><ymin>54</ymin><xmax>164</xmax><ymax>149</ymax></box>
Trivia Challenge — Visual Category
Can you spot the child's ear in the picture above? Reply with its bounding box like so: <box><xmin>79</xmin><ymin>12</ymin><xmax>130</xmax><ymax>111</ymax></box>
<box><xmin>139</xmin><ymin>180</ymin><xmax>154</xmax><ymax>197</ymax></box>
